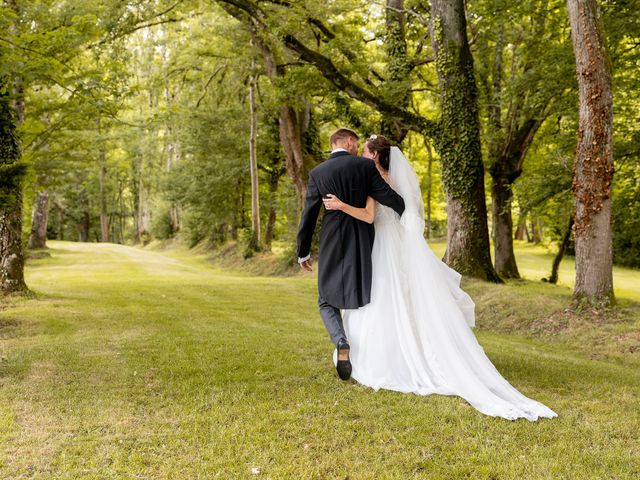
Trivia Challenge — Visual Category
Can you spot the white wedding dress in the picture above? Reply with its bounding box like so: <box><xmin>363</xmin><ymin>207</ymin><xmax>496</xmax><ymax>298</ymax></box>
<box><xmin>337</xmin><ymin>147</ymin><xmax>557</xmax><ymax>421</ymax></box>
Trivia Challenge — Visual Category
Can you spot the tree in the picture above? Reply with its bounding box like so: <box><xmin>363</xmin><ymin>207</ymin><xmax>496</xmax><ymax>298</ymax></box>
<box><xmin>567</xmin><ymin>0</ymin><xmax>615</xmax><ymax>305</ymax></box>
<box><xmin>216</xmin><ymin>0</ymin><xmax>501</xmax><ymax>281</ymax></box>
<box><xmin>473</xmin><ymin>0</ymin><xmax>575</xmax><ymax>278</ymax></box>
<box><xmin>248</xmin><ymin>55</ymin><xmax>261</xmax><ymax>251</ymax></box>
<box><xmin>428</xmin><ymin>0</ymin><xmax>500</xmax><ymax>281</ymax></box>
<box><xmin>27</xmin><ymin>190</ymin><xmax>49</xmax><ymax>249</ymax></box>
<box><xmin>0</xmin><ymin>79</ymin><xmax>28</xmax><ymax>294</ymax></box>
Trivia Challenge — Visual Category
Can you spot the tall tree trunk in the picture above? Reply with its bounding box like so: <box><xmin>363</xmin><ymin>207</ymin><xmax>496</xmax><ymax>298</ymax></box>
<box><xmin>164</xmin><ymin>70</ymin><xmax>180</xmax><ymax>236</ymax></box>
<box><xmin>78</xmin><ymin>209</ymin><xmax>90</xmax><ymax>242</ymax></box>
<box><xmin>279</xmin><ymin>105</ymin><xmax>311</xmax><ymax>204</ymax></box>
<box><xmin>483</xmin><ymin>27</ymin><xmax>547</xmax><ymax>279</ymax></box>
<box><xmin>514</xmin><ymin>215</ymin><xmax>530</xmax><ymax>241</ymax></box>
<box><xmin>248</xmin><ymin>60</ymin><xmax>261</xmax><ymax>250</ymax></box>
<box><xmin>135</xmin><ymin>153</ymin><xmax>151</xmax><ymax>243</ymax></box>
<box><xmin>549</xmin><ymin>215</ymin><xmax>574</xmax><ymax>284</ymax></box>
<box><xmin>491</xmin><ymin>178</ymin><xmax>520</xmax><ymax>278</ymax></box>
<box><xmin>531</xmin><ymin>216</ymin><xmax>543</xmax><ymax>243</ymax></box>
<box><xmin>56</xmin><ymin>202</ymin><xmax>65</xmax><ymax>240</ymax></box>
<box><xmin>0</xmin><ymin>82</ymin><xmax>28</xmax><ymax>294</ymax></box>
<box><xmin>429</xmin><ymin>0</ymin><xmax>501</xmax><ymax>282</ymax></box>
<box><xmin>265</xmin><ymin>119</ymin><xmax>284</xmax><ymax>250</ymax></box>
<box><xmin>248</xmin><ymin>28</ymin><xmax>316</xmax><ymax>205</ymax></box>
<box><xmin>567</xmin><ymin>0</ymin><xmax>614</xmax><ymax>305</ymax></box>
<box><xmin>28</xmin><ymin>191</ymin><xmax>49</xmax><ymax>249</ymax></box>
<box><xmin>382</xmin><ymin>0</ymin><xmax>410</xmax><ymax>143</ymax></box>
<box><xmin>166</xmin><ymin>135</ymin><xmax>181</xmax><ymax>234</ymax></box>
<box><xmin>97</xmin><ymin>118</ymin><xmax>109</xmax><ymax>242</ymax></box>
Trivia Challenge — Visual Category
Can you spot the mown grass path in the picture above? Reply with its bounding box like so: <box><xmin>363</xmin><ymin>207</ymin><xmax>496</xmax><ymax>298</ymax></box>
<box><xmin>1</xmin><ymin>241</ymin><xmax>639</xmax><ymax>479</ymax></box>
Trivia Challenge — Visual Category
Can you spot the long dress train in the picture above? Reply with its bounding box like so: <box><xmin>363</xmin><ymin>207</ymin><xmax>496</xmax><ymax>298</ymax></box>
<box><xmin>336</xmin><ymin>148</ymin><xmax>557</xmax><ymax>421</ymax></box>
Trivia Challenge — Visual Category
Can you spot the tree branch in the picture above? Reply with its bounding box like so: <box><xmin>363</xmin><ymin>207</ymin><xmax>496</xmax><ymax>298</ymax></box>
<box><xmin>282</xmin><ymin>34</ymin><xmax>438</xmax><ymax>137</ymax></box>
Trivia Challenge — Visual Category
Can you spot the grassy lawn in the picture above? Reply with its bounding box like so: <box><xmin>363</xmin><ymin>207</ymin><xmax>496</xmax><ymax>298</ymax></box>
<box><xmin>427</xmin><ymin>239</ymin><xmax>640</xmax><ymax>303</ymax></box>
<box><xmin>1</xmin><ymin>241</ymin><xmax>639</xmax><ymax>478</ymax></box>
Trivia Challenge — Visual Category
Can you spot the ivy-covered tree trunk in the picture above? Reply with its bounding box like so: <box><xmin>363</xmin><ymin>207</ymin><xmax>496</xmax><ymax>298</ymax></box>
<box><xmin>429</xmin><ymin>0</ymin><xmax>501</xmax><ymax>282</ymax></box>
<box><xmin>381</xmin><ymin>0</ymin><xmax>410</xmax><ymax>143</ymax></box>
<box><xmin>28</xmin><ymin>190</ymin><xmax>49</xmax><ymax>249</ymax></box>
<box><xmin>567</xmin><ymin>0</ymin><xmax>614</xmax><ymax>305</ymax></box>
<box><xmin>0</xmin><ymin>84</ymin><xmax>28</xmax><ymax>294</ymax></box>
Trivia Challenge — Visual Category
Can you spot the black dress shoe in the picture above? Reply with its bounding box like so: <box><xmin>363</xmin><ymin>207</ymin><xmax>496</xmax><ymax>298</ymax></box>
<box><xmin>336</xmin><ymin>339</ymin><xmax>352</xmax><ymax>381</ymax></box>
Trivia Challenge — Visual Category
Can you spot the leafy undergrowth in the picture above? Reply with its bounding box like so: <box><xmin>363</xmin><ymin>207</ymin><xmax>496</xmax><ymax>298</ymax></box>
<box><xmin>0</xmin><ymin>241</ymin><xmax>638</xmax><ymax>479</ymax></box>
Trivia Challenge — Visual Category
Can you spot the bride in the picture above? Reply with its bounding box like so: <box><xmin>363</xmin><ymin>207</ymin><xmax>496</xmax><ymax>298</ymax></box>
<box><xmin>323</xmin><ymin>135</ymin><xmax>557</xmax><ymax>421</ymax></box>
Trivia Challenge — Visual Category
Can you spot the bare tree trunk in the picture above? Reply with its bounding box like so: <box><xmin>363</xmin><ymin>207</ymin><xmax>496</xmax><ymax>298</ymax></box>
<box><xmin>279</xmin><ymin>105</ymin><xmax>311</xmax><ymax>203</ymax></box>
<box><xmin>97</xmin><ymin>118</ymin><xmax>109</xmax><ymax>242</ymax></box>
<box><xmin>264</xmin><ymin>120</ymin><xmax>284</xmax><ymax>250</ymax></box>
<box><xmin>549</xmin><ymin>215</ymin><xmax>574</xmax><ymax>284</ymax></box>
<box><xmin>28</xmin><ymin>191</ymin><xmax>49</xmax><ymax>249</ymax></box>
<box><xmin>491</xmin><ymin>178</ymin><xmax>520</xmax><ymax>278</ymax></box>
<box><xmin>248</xmin><ymin>28</ymin><xmax>316</xmax><ymax>206</ymax></box>
<box><xmin>135</xmin><ymin>152</ymin><xmax>151</xmax><ymax>244</ymax></box>
<box><xmin>567</xmin><ymin>0</ymin><xmax>614</xmax><ymax>305</ymax></box>
<box><xmin>78</xmin><ymin>209</ymin><xmax>90</xmax><ymax>242</ymax></box>
<box><xmin>248</xmin><ymin>60</ymin><xmax>261</xmax><ymax>250</ymax></box>
<box><xmin>167</xmin><ymin>136</ymin><xmax>181</xmax><ymax>234</ymax></box>
<box><xmin>531</xmin><ymin>216</ymin><xmax>543</xmax><ymax>243</ymax></box>
<box><xmin>56</xmin><ymin>202</ymin><xmax>65</xmax><ymax>240</ymax></box>
<box><xmin>514</xmin><ymin>213</ymin><xmax>529</xmax><ymax>241</ymax></box>
<box><xmin>429</xmin><ymin>0</ymin><xmax>501</xmax><ymax>282</ymax></box>
<box><xmin>163</xmin><ymin>65</ymin><xmax>181</xmax><ymax>236</ymax></box>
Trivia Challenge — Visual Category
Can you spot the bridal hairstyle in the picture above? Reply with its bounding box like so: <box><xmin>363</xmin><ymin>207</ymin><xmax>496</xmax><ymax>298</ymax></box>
<box><xmin>329</xmin><ymin>127</ymin><xmax>359</xmax><ymax>147</ymax></box>
<box><xmin>366</xmin><ymin>134</ymin><xmax>392</xmax><ymax>171</ymax></box>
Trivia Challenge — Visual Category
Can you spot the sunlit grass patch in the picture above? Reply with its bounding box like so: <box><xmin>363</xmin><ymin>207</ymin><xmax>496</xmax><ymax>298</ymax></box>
<box><xmin>0</xmin><ymin>241</ymin><xmax>638</xmax><ymax>478</ymax></box>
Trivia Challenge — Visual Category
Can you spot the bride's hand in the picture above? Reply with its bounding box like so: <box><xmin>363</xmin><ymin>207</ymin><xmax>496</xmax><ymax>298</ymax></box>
<box><xmin>323</xmin><ymin>194</ymin><xmax>344</xmax><ymax>211</ymax></box>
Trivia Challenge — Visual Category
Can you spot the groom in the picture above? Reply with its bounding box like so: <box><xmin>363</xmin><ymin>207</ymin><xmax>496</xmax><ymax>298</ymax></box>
<box><xmin>297</xmin><ymin>128</ymin><xmax>405</xmax><ymax>380</ymax></box>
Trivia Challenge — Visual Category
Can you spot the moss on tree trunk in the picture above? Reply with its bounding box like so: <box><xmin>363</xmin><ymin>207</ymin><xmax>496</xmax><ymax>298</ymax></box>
<box><xmin>0</xmin><ymin>83</ymin><xmax>28</xmax><ymax>295</ymax></box>
<box><xmin>429</xmin><ymin>1</ymin><xmax>501</xmax><ymax>282</ymax></box>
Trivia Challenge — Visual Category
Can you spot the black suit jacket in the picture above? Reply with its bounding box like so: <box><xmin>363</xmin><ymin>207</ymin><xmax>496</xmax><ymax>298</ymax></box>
<box><xmin>296</xmin><ymin>151</ymin><xmax>405</xmax><ymax>309</ymax></box>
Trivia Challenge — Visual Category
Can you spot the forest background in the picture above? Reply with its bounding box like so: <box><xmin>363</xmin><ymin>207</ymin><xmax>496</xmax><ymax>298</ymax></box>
<box><xmin>1</xmin><ymin>0</ymin><xmax>638</xmax><ymax>302</ymax></box>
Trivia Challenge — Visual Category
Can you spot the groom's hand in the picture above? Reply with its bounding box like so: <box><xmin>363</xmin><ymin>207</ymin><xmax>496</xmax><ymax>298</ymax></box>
<box><xmin>300</xmin><ymin>258</ymin><xmax>313</xmax><ymax>271</ymax></box>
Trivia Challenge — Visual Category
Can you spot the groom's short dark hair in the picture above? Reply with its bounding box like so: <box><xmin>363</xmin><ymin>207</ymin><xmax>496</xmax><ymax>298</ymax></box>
<box><xmin>330</xmin><ymin>127</ymin><xmax>359</xmax><ymax>146</ymax></box>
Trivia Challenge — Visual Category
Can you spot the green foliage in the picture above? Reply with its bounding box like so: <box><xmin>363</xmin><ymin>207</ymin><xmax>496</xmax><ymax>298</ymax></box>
<box><xmin>150</xmin><ymin>202</ymin><xmax>174</xmax><ymax>241</ymax></box>
<box><xmin>0</xmin><ymin>93</ymin><xmax>20</xmax><ymax>164</ymax></box>
<box><xmin>612</xmin><ymin>162</ymin><xmax>640</xmax><ymax>268</ymax></box>
<box><xmin>2</xmin><ymin>0</ymin><xmax>637</xmax><ymax>276</ymax></box>
<box><xmin>431</xmin><ymin>16</ymin><xmax>484</xmax><ymax>209</ymax></box>
<box><xmin>0</xmin><ymin>161</ymin><xmax>29</xmax><ymax>207</ymax></box>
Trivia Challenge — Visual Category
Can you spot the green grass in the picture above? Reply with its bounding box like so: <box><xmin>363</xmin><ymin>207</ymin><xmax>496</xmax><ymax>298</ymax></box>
<box><xmin>428</xmin><ymin>239</ymin><xmax>640</xmax><ymax>303</ymax></box>
<box><xmin>1</xmin><ymin>241</ymin><xmax>639</xmax><ymax>478</ymax></box>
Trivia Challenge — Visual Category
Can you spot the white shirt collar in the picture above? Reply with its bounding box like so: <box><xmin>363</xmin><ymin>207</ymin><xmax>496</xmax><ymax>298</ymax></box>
<box><xmin>331</xmin><ymin>147</ymin><xmax>348</xmax><ymax>154</ymax></box>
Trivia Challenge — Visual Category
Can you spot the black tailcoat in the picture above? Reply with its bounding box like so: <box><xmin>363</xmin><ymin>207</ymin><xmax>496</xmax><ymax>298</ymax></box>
<box><xmin>296</xmin><ymin>151</ymin><xmax>405</xmax><ymax>309</ymax></box>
